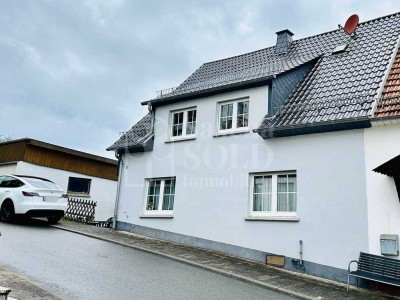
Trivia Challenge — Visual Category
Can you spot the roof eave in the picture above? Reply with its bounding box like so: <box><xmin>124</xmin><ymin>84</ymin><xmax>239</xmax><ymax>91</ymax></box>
<box><xmin>1</xmin><ymin>138</ymin><xmax>117</xmax><ymax>165</ymax></box>
<box><xmin>373</xmin><ymin>155</ymin><xmax>400</xmax><ymax>177</ymax></box>
<box><xmin>141</xmin><ymin>76</ymin><xmax>273</xmax><ymax>107</ymax></box>
<box><xmin>107</xmin><ymin>134</ymin><xmax>154</xmax><ymax>153</ymax></box>
<box><xmin>255</xmin><ymin>117</ymin><xmax>371</xmax><ymax>139</ymax></box>
<box><xmin>371</xmin><ymin>115</ymin><xmax>400</xmax><ymax>123</ymax></box>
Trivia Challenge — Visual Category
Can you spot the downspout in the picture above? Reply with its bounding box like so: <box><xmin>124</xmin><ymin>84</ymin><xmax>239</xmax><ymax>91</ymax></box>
<box><xmin>148</xmin><ymin>103</ymin><xmax>155</xmax><ymax>133</ymax></box>
<box><xmin>112</xmin><ymin>152</ymin><xmax>123</xmax><ymax>229</ymax></box>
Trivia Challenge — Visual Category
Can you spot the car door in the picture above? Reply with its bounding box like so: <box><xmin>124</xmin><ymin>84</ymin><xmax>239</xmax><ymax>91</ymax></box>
<box><xmin>0</xmin><ymin>176</ymin><xmax>24</xmax><ymax>203</ymax></box>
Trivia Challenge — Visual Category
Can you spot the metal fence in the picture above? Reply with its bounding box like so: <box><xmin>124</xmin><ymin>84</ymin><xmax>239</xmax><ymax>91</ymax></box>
<box><xmin>65</xmin><ymin>198</ymin><xmax>97</xmax><ymax>223</ymax></box>
<box><xmin>92</xmin><ymin>217</ymin><xmax>113</xmax><ymax>228</ymax></box>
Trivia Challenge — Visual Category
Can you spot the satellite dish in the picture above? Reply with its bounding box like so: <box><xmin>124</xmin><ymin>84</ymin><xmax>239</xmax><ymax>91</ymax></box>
<box><xmin>343</xmin><ymin>14</ymin><xmax>359</xmax><ymax>34</ymax></box>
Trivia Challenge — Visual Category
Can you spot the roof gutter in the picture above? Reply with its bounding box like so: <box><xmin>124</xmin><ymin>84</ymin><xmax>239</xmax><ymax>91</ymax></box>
<box><xmin>112</xmin><ymin>152</ymin><xmax>123</xmax><ymax>229</ymax></box>
<box><xmin>370</xmin><ymin>115</ymin><xmax>400</xmax><ymax>124</ymax></box>
<box><xmin>254</xmin><ymin>117</ymin><xmax>371</xmax><ymax>139</ymax></box>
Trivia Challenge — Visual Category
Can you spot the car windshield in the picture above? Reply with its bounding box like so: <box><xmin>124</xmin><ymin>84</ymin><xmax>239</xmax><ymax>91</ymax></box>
<box><xmin>23</xmin><ymin>178</ymin><xmax>60</xmax><ymax>190</ymax></box>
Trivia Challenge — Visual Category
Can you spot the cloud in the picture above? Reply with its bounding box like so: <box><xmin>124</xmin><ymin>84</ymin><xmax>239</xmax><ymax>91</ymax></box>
<box><xmin>237</xmin><ymin>9</ymin><xmax>255</xmax><ymax>35</ymax></box>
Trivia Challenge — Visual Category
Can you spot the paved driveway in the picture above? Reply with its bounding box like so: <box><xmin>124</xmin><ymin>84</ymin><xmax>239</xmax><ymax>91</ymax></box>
<box><xmin>0</xmin><ymin>219</ymin><xmax>295</xmax><ymax>300</ymax></box>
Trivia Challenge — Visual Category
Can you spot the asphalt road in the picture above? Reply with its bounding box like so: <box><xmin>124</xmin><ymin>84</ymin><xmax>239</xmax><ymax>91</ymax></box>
<box><xmin>0</xmin><ymin>218</ymin><xmax>296</xmax><ymax>300</ymax></box>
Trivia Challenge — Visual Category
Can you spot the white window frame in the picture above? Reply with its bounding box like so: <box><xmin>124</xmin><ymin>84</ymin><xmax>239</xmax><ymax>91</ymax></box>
<box><xmin>217</xmin><ymin>98</ymin><xmax>249</xmax><ymax>134</ymax></box>
<box><xmin>249</xmin><ymin>172</ymin><xmax>297</xmax><ymax>218</ymax></box>
<box><xmin>67</xmin><ymin>177</ymin><xmax>92</xmax><ymax>197</ymax></box>
<box><xmin>142</xmin><ymin>177</ymin><xmax>176</xmax><ymax>216</ymax></box>
<box><xmin>169</xmin><ymin>107</ymin><xmax>197</xmax><ymax>141</ymax></box>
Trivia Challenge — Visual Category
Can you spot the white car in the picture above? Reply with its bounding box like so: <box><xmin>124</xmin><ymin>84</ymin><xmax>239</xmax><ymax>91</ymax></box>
<box><xmin>0</xmin><ymin>175</ymin><xmax>68</xmax><ymax>224</ymax></box>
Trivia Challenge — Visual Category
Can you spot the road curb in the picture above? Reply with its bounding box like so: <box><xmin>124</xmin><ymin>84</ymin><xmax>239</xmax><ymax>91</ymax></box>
<box><xmin>52</xmin><ymin>225</ymin><xmax>316</xmax><ymax>300</ymax></box>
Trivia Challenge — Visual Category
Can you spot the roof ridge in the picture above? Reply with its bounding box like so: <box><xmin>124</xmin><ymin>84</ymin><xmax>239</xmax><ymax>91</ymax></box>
<box><xmin>202</xmin><ymin>11</ymin><xmax>400</xmax><ymax>66</ymax></box>
<box><xmin>289</xmin><ymin>11</ymin><xmax>400</xmax><ymax>45</ymax></box>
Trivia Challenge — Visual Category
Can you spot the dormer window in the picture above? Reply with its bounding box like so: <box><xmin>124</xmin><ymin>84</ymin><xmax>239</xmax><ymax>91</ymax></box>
<box><xmin>169</xmin><ymin>107</ymin><xmax>196</xmax><ymax>141</ymax></box>
<box><xmin>217</xmin><ymin>98</ymin><xmax>249</xmax><ymax>134</ymax></box>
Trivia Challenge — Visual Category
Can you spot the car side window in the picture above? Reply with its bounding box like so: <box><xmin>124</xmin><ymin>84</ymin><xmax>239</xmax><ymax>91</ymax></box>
<box><xmin>0</xmin><ymin>176</ymin><xmax>5</xmax><ymax>187</ymax></box>
<box><xmin>0</xmin><ymin>177</ymin><xmax>24</xmax><ymax>188</ymax></box>
<box><xmin>10</xmin><ymin>178</ymin><xmax>24</xmax><ymax>188</ymax></box>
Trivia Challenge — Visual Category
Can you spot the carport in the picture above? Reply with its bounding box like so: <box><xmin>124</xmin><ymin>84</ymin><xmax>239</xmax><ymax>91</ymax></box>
<box><xmin>374</xmin><ymin>154</ymin><xmax>400</xmax><ymax>202</ymax></box>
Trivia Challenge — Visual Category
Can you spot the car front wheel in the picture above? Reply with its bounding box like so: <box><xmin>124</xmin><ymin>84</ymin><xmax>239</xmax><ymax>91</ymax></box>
<box><xmin>47</xmin><ymin>216</ymin><xmax>63</xmax><ymax>225</ymax></box>
<box><xmin>0</xmin><ymin>200</ymin><xmax>15</xmax><ymax>222</ymax></box>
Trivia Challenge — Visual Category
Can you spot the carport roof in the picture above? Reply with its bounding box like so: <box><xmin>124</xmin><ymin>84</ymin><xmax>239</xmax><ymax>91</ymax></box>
<box><xmin>373</xmin><ymin>154</ymin><xmax>400</xmax><ymax>177</ymax></box>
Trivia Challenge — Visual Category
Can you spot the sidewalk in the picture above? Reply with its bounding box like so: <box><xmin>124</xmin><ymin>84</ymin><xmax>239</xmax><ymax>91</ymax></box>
<box><xmin>0</xmin><ymin>265</ymin><xmax>63</xmax><ymax>300</ymax></box>
<box><xmin>54</xmin><ymin>221</ymin><xmax>397</xmax><ymax>300</ymax></box>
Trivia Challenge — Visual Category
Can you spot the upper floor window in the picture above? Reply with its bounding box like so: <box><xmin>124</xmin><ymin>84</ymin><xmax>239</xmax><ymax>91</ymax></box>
<box><xmin>218</xmin><ymin>99</ymin><xmax>249</xmax><ymax>133</ymax></box>
<box><xmin>170</xmin><ymin>108</ymin><xmax>196</xmax><ymax>140</ymax></box>
<box><xmin>249</xmin><ymin>172</ymin><xmax>297</xmax><ymax>218</ymax></box>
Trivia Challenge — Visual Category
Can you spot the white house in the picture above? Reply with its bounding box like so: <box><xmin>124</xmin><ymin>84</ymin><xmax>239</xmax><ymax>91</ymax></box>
<box><xmin>0</xmin><ymin>138</ymin><xmax>118</xmax><ymax>221</ymax></box>
<box><xmin>108</xmin><ymin>13</ymin><xmax>400</xmax><ymax>284</ymax></box>
<box><xmin>364</xmin><ymin>47</ymin><xmax>400</xmax><ymax>260</ymax></box>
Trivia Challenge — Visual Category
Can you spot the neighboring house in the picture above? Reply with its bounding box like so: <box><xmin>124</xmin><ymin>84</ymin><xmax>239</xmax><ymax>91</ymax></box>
<box><xmin>364</xmin><ymin>48</ymin><xmax>400</xmax><ymax>258</ymax></box>
<box><xmin>0</xmin><ymin>138</ymin><xmax>118</xmax><ymax>221</ymax></box>
<box><xmin>108</xmin><ymin>13</ymin><xmax>400</xmax><ymax>284</ymax></box>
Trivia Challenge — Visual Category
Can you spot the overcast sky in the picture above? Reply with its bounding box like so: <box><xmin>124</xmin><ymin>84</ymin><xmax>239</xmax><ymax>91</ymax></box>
<box><xmin>1</xmin><ymin>0</ymin><xmax>399</xmax><ymax>158</ymax></box>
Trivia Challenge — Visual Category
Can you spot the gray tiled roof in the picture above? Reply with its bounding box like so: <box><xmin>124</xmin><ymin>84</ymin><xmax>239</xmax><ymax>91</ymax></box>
<box><xmin>148</xmin><ymin>13</ymin><xmax>400</xmax><ymax>128</ymax></box>
<box><xmin>146</xmin><ymin>52</ymin><xmax>322</xmax><ymax>105</ymax></box>
<box><xmin>170</xmin><ymin>53</ymin><xmax>320</xmax><ymax>97</ymax></box>
<box><xmin>146</xmin><ymin>28</ymin><xmax>356</xmax><ymax>105</ymax></box>
<box><xmin>110</xmin><ymin>13</ymin><xmax>400</xmax><ymax>150</ymax></box>
<box><xmin>107</xmin><ymin>113</ymin><xmax>152</xmax><ymax>151</ymax></box>
<box><xmin>259</xmin><ymin>13</ymin><xmax>400</xmax><ymax>131</ymax></box>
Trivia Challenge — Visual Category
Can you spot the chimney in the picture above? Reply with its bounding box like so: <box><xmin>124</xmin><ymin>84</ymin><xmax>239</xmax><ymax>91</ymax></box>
<box><xmin>275</xmin><ymin>29</ymin><xmax>294</xmax><ymax>54</ymax></box>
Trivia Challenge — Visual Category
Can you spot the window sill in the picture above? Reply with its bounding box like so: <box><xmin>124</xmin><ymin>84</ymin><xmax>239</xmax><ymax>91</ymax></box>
<box><xmin>244</xmin><ymin>216</ymin><xmax>300</xmax><ymax>222</ymax></box>
<box><xmin>213</xmin><ymin>129</ymin><xmax>250</xmax><ymax>137</ymax></box>
<box><xmin>67</xmin><ymin>193</ymin><xmax>91</xmax><ymax>198</ymax></box>
<box><xmin>165</xmin><ymin>136</ymin><xmax>196</xmax><ymax>143</ymax></box>
<box><xmin>140</xmin><ymin>214</ymin><xmax>174</xmax><ymax>219</ymax></box>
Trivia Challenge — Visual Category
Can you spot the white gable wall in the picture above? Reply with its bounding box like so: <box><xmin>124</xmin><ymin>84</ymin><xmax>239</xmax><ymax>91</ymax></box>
<box><xmin>16</xmin><ymin>161</ymin><xmax>117</xmax><ymax>221</ymax></box>
<box><xmin>0</xmin><ymin>163</ymin><xmax>17</xmax><ymax>175</ymax></box>
<box><xmin>365</xmin><ymin>123</ymin><xmax>400</xmax><ymax>258</ymax></box>
<box><xmin>117</xmin><ymin>86</ymin><xmax>369</xmax><ymax>271</ymax></box>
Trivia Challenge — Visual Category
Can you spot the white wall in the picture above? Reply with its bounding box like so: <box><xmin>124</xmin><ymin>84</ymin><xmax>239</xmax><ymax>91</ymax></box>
<box><xmin>16</xmin><ymin>162</ymin><xmax>117</xmax><ymax>221</ymax></box>
<box><xmin>365</xmin><ymin>122</ymin><xmax>400</xmax><ymax>258</ymax></box>
<box><xmin>118</xmin><ymin>86</ymin><xmax>369</xmax><ymax>270</ymax></box>
<box><xmin>0</xmin><ymin>163</ymin><xmax>17</xmax><ymax>175</ymax></box>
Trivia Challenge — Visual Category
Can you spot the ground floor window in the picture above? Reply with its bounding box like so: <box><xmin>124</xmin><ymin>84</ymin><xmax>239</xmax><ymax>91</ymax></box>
<box><xmin>249</xmin><ymin>172</ymin><xmax>297</xmax><ymax>217</ymax></box>
<box><xmin>144</xmin><ymin>177</ymin><xmax>176</xmax><ymax>214</ymax></box>
<box><xmin>67</xmin><ymin>177</ymin><xmax>91</xmax><ymax>196</ymax></box>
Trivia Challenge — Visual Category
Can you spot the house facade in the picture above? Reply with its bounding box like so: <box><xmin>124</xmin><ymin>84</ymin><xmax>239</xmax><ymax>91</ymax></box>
<box><xmin>365</xmin><ymin>48</ymin><xmax>400</xmax><ymax>258</ymax></box>
<box><xmin>0</xmin><ymin>138</ymin><xmax>118</xmax><ymax>221</ymax></box>
<box><xmin>108</xmin><ymin>13</ymin><xmax>400</xmax><ymax>283</ymax></box>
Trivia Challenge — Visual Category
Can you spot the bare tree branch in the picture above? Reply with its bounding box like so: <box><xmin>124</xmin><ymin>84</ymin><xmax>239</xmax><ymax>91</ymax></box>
<box><xmin>0</xmin><ymin>134</ymin><xmax>14</xmax><ymax>143</ymax></box>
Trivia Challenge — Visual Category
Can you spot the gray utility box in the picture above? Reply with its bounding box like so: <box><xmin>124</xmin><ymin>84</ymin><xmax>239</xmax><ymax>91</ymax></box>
<box><xmin>380</xmin><ymin>234</ymin><xmax>399</xmax><ymax>256</ymax></box>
